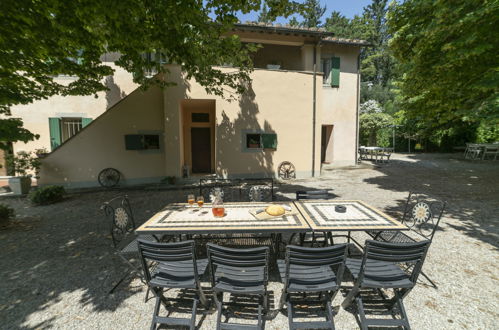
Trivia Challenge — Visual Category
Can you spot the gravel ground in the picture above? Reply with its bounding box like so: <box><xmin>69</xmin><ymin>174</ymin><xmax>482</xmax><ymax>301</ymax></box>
<box><xmin>0</xmin><ymin>153</ymin><xmax>498</xmax><ymax>329</ymax></box>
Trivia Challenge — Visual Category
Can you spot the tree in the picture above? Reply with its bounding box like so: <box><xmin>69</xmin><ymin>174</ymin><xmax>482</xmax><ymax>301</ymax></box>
<box><xmin>301</xmin><ymin>0</ymin><xmax>326</xmax><ymax>28</ymax></box>
<box><xmin>0</xmin><ymin>118</ymin><xmax>39</xmax><ymax>150</ymax></box>
<box><xmin>361</xmin><ymin>0</ymin><xmax>395</xmax><ymax>86</ymax></box>
<box><xmin>288</xmin><ymin>16</ymin><xmax>300</xmax><ymax>27</ymax></box>
<box><xmin>0</xmin><ymin>0</ymin><xmax>301</xmax><ymax>144</ymax></box>
<box><xmin>359</xmin><ymin>100</ymin><xmax>393</xmax><ymax>146</ymax></box>
<box><xmin>258</xmin><ymin>3</ymin><xmax>272</xmax><ymax>24</ymax></box>
<box><xmin>388</xmin><ymin>0</ymin><xmax>499</xmax><ymax>129</ymax></box>
<box><xmin>324</xmin><ymin>11</ymin><xmax>354</xmax><ymax>38</ymax></box>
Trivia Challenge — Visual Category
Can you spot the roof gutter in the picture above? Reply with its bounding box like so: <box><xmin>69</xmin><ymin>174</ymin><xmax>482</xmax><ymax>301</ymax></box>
<box><xmin>233</xmin><ymin>23</ymin><xmax>335</xmax><ymax>37</ymax></box>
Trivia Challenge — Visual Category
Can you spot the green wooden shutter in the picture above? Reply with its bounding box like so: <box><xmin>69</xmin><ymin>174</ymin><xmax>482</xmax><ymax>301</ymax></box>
<box><xmin>331</xmin><ymin>57</ymin><xmax>340</xmax><ymax>87</ymax></box>
<box><xmin>125</xmin><ymin>134</ymin><xmax>145</xmax><ymax>150</ymax></box>
<box><xmin>261</xmin><ymin>133</ymin><xmax>277</xmax><ymax>149</ymax></box>
<box><xmin>49</xmin><ymin>118</ymin><xmax>61</xmax><ymax>150</ymax></box>
<box><xmin>81</xmin><ymin>118</ymin><xmax>92</xmax><ymax>128</ymax></box>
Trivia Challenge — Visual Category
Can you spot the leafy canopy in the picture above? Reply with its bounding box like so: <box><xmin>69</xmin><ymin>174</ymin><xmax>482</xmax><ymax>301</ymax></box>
<box><xmin>0</xmin><ymin>0</ymin><xmax>301</xmax><ymax>116</ymax></box>
<box><xmin>388</xmin><ymin>0</ymin><xmax>499</xmax><ymax>127</ymax></box>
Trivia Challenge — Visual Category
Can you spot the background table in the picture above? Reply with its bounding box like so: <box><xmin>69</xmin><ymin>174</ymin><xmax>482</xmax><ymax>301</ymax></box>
<box><xmin>136</xmin><ymin>202</ymin><xmax>310</xmax><ymax>235</ymax></box>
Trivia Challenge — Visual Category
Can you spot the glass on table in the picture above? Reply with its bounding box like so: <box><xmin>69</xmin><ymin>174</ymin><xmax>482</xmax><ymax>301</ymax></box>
<box><xmin>196</xmin><ymin>196</ymin><xmax>204</xmax><ymax>208</ymax></box>
<box><xmin>187</xmin><ymin>194</ymin><xmax>195</xmax><ymax>207</ymax></box>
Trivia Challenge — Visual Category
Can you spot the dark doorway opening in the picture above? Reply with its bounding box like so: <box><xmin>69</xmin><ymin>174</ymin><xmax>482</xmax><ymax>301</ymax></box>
<box><xmin>191</xmin><ymin>127</ymin><xmax>212</xmax><ymax>173</ymax></box>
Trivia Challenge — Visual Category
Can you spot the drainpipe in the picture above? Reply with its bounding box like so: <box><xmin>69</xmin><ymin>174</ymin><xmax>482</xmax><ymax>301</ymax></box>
<box><xmin>355</xmin><ymin>52</ymin><xmax>361</xmax><ymax>165</ymax></box>
<box><xmin>312</xmin><ymin>45</ymin><xmax>317</xmax><ymax>177</ymax></box>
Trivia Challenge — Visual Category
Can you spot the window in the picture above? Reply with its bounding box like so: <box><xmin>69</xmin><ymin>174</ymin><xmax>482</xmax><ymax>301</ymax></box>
<box><xmin>191</xmin><ymin>113</ymin><xmax>209</xmax><ymax>123</ymax></box>
<box><xmin>321</xmin><ymin>58</ymin><xmax>332</xmax><ymax>85</ymax></box>
<box><xmin>321</xmin><ymin>56</ymin><xmax>340</xmax><ymax>87</ymax></box>
<box><xmin>49</xmin><ymin>117</ymin><xmax>92</xmax><ymax>150</ymax></box>
<box><xmin>60</xmin><ymin>118</ymin><xmax>82</xmax><ymax>142</ymax></box>
<box><xmin>246</xmin><ymin>133</ymin><xmax>277</xmax><ymax>150</ymax></box>
<box><xmin>143</xmin><ymin>135</ymin><xmax>160</xmax><ymax>149</ymax></box>
<box><xmin>125</xmin><ymin>134</ymin><xmax>160</xmax><ymax>150</ymax></box>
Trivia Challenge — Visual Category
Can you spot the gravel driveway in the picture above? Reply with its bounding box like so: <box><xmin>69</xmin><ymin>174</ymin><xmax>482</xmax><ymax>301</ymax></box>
<box><xmin>0</xmin><ymin>153</ymin><xmax>497</xmax><ymax>329</ymax></box>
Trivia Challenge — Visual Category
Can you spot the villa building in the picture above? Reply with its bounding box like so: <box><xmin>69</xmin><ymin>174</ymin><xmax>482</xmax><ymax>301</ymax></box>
<box><xmin>10</xmin><ymin>23</ymin><xmax>368</xmax><ymax>188</ymax></box>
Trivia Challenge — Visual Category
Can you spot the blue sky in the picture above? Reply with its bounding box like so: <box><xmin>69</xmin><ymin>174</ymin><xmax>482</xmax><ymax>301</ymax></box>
<box><xmin>237</xmin><ymin>0</ymin><xmax>372</xmax><ymax>24</ymax></box>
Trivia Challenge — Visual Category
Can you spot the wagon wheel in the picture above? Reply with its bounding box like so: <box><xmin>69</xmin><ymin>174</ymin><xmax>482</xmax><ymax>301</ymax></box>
<box><xmin>98</xmin><ymin>168</ymin><xmax>121</xmax><ymax>188</ymax></box>
<box><xmin>278</xmin><ymin>161</ymin><xmax>296</xmax><ymax>180</ymax></box>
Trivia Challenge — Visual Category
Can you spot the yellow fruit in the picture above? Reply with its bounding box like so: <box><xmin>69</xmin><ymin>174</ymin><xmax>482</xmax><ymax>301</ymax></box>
<box><xmin>265</xmin><ymin>205</ymin><xmax>285</xmax><ymax>216</ymax></box>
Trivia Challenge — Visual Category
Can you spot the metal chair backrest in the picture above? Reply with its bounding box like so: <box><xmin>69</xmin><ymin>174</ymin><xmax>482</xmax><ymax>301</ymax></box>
<box><xmin>296</xmin><ymin>190</ymin><xmax>329</xmax><ymax>200</ymax></box>
<box><xmin>284</xmin><ymin>244</ymin><xmax>348</xmax><ymax>288</ymax></box>
<box><xmin>137</xmin><ymin>239</ymin><xmax>200</xmax><ymax>285</ymax></box>
<box><xmin>199</xmin><ymin>178</ymin><xmax>274</xmax><ymax>202</ymax></box>
<box><xmin>101</xmin><ymin>195</ymin><xmax>136</xmax><ymax>248</ymax></box>
<box><xmin>401</xmin><ymin>192</ymin><xmax>446</xmax><ymax>241</ymax></box>
<box><xmin>361</xmin><ymin>240</ymin><xmax>431</xmax><ymax>286</ymax></box>
<box><xmin>207</xmin><ymin>243</ymin><xmax>269</xmax><ymax>286</ymax></box>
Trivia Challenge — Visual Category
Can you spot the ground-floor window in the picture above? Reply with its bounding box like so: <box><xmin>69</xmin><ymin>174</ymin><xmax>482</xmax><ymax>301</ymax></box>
<box><xmin>245</xmin><ymin>133</ymin><xmax>278</xmax><ymax>150</ymax></box>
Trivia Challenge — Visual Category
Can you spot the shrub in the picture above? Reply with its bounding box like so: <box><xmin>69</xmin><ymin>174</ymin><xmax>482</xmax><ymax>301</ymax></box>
<box><xmin>29</xmin><ymin>185</ymin><xmax>66</xmax><ymax>205</ymax></box>
<box><xmin>0</xmin><ymin>204</ymin><xmax>15</xmax><ymax>223</ymax></box>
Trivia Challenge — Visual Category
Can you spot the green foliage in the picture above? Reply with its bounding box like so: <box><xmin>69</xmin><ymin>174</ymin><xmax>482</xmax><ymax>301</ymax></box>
<box><xmin>300</xmin><ymin>0</ymin><xmax>326</xmax><ymax>27</ymax></box>
<box><xmin>360</xmin><ymin>82</ymin><xmax>395</xmax><ymax>108</ymax></box>
<box><xmin>388</xmin><ymin>0</ymin><xmax>499</xmax><ymax>128</ymax></box>
<box><xmin>5</xmin><ymin>151</ymin><xmax>41</xmax><ymax>177</ymax></box>
<box><xmin>160</xmin><ymin>176</ymin><xmax>177</xmax><ymax>185</ymax></box>
<box><xmin>0</xmin><ymin>204</ymin><xmax>15</xmax><ymax>223</ymax></box>
<box><xmin>476</xmin><ymin>120</ymin><xmax>499</xmax><ymax>143</ymax></box>
<box><xmin>258</xmin><ymin>3</ymin><xmax>273</xmax><ymax>23</ymax></box>
<box><xmin>359</xmin><ymin>100</ymin><xmax>394</xmax><ymax>146</ymax></box>
<box><xmin>0</xmin><ymin>0</ymin><xmax>301</xmax><ymax>118</ymax></box>
<box><xmin>29</xmin><ymin>186</ymin><xmax>66</xmax><ymax>205</ymax></box>
<box><xmin>288</xmin><ymin>16</ymin><xmax>300</xmax><ymax>27</ymax></box>
<box><xmin>0</xmin><ymin>118</ymin><xmax>39</xmax><ymax>149</ymax></box>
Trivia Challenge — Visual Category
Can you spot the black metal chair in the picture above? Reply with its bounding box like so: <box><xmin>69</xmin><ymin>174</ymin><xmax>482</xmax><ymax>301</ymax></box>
<box><xmin>277</xmin><ymin>244</ymin><xmax>349</xmax><ymax>329</ymax></box>
<box><xmin>294</xmin><ymin>190</ymin><xmax>330</xmax><ymax>247</ymax></box>
<box><xmin>137</xmin><ymin>239</ymin><xmax>209</xmax><ymax>330</ymax></box>
<box><xmin>207</xmin><ymin>243</ymin><xmax>270</xmax><ymax>330</ymax></box>
<box><xmin>342</xmin><ymin>240</ymin><xmax>431</xmax><ymax>330</ymax></box>
<box><xmin>367</xmin><ymin>192</ymin><xmax>446</xmax><ymax>287</ymax></box>
<box><xmin>101</xmin><ymin>195</ymin><xmax>160</xmax><ymax>293</ymax></box>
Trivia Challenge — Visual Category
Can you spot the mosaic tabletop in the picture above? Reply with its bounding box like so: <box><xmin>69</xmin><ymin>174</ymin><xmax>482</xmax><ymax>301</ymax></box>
<box><xmin>294</xmin><ymin>200</ymin><xmax>407</xmax><ymax>231</ymax></box>
<box><xmin>136</xmin><ymin>202</ymin><xmax>311</xmax><ymax>235</ymax></box>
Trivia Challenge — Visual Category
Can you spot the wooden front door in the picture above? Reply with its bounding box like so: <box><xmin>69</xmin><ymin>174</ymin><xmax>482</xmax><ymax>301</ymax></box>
<box><xmin>182</xmin><ymin>100</ymin><xmax>216</xmax><ymax>175</ymax></box>
<box><xmin>191</xmin><ymin>127</ymin><xmax>212</xmax><ymax>173</ymax></box>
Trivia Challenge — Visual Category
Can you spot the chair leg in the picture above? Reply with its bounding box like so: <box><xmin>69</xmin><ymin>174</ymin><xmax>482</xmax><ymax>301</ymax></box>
<box><xmin>215</xmin><ymin>298</ymin><xmax>223</xmax><ymax>330</ymax></box>
<box><xmin>150</xmin><ymin>295</ymin><xmax>161</xmax><ymax>330</ymax></box>
<box><xmin>287</xmin><ymin>301</ymin><xmax>294</xmax><ymax>330</ymax></box>
<box><xmin>420</xmin><ymin>270</ymin><xmax>438</xmax><ymax>288</ymax></box>
<box><xmin>190</xmin><ymin>299</ymin><xmax>198</xmax><ymax>330</ymax></box>
<box><xmin>279</xmin><ymin>290</ymin><xmax>287</xmax><ymax>310</ymax></box>
<box><xmin>356</xmin><ymin>297</ymin><xmax>369</xmax><ymax>330</ymax></box>
<box><xmin>257</xmin><ymin>303</ymin><xmax>263</xmax><ymax>329</ymax></box>
<box><xmin>325</xmin><ymin>300</ymin><xmax>335</xmax><ymax>330</ymax></box>
<box><xmin>341</xmin><ymin>282</ymin><xmax>361</xmax><ymax>309</ymax></box>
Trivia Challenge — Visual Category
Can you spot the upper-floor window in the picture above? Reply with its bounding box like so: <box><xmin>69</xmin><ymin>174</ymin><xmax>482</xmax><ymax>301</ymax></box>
<box><xmin>60</xmin><ymin>118</ymin><xmax>82</xmax><ymax>142</ymax></box>
<box><xmin>321</xmin><ymin>56</ymin><xmax>341</xmax><ymax>87</ymax></box>
<box><xmin>49</xmin><ymin>117</ymin><xmax>92</xmax><ymax>150</ymax></box>
<box><xmin>321</xmin><ymin>58</ymin><xmax>332</xmax><ymax>85</ymax></box>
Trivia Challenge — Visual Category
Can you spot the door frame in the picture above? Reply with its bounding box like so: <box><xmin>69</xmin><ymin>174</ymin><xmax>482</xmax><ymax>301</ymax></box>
<box><xmin>182</xmin><ymin>103</ymin><xmax>215</xmax><ymax>174</ymax></box>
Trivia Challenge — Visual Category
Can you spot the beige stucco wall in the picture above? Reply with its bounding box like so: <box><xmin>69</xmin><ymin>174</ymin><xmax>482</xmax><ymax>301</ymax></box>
<box><xmin>320</xmin><ymin>44</ymin><xmax>361</xmax><ymax>166</ymax></box>
<box><xmin>10</xmin><ymin>64</ymin><xmax>137</xmax><ymax>154</ymax></box>
<box><xmin>37</xmin><ymin>86</ymin><xmax>165</xmax><ymax>187</ymax></box>
<box><xmin>162</xmin><ymin>65</ymin><xmax>322</xmax><ymax>179</ymax></box>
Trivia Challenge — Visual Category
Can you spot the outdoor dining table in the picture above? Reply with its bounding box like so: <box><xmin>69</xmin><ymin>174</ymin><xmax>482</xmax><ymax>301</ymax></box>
<box><xmin>135</xmin><ymin>201</ymin><xmax>310</xmax><ymax>235</ymax></box>
<box><xmin>136</xmin><ymin>200</ymin><xmax>407</xmax><ymax>251</ymax></box>
<box><xmin>294</xmin><ymin>200</ymin><xmax>408</xmax><ymax>247</ymax></box>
